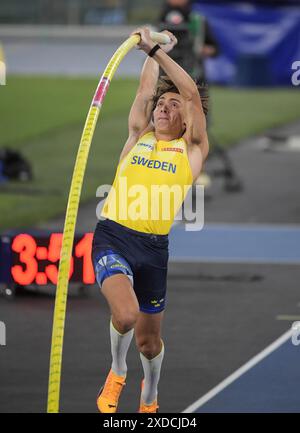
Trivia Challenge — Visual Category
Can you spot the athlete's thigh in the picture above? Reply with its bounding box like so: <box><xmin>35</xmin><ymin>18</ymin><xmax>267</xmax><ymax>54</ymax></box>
<box><xmin>92</xmin><ymin>247</ymin><xmax>139</xmax><ymax>316</ymax></box>
<box><xmin>135</xmin><ymin>311</ymin><xmax>164</xmax><ymax>341</ymax></box>
<box><xmin>101</xmin><ymin>274</ymin><xmax>139</xmax><ymax>317</ymax></box>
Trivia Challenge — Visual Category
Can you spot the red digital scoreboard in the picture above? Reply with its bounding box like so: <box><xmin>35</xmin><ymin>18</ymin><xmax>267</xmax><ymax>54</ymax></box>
<box><xmin>0</xmin><ymin>232</ymin><xmax>95</xmax><ymax>287</ymax></box>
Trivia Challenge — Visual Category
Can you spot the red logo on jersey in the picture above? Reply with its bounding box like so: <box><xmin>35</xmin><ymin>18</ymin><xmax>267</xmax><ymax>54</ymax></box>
<box><xmin>161</xmin><ymin>147</ymin><xmax>183</xmax><ymax>153</ymax></box>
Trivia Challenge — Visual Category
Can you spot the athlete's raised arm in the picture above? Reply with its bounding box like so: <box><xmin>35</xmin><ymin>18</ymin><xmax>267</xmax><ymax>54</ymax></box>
<box><xmin>135</xmin><ymin>27</ymin><xmax>208</xmax><ymax>161</ymax></box>
<box><xmin>119</xmin><ymin>30</ymin><xmax>177</xmax><ymax>161</ymax></box>
<box><xmin>128</xmin><ymin>57</ymin><xmax>158</xmax><ymax>135</ymax></box>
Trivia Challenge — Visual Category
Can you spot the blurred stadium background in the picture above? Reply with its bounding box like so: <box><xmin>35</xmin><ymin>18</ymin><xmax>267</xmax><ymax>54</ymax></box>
<box><xmin>1</xmin><ymin>0</ymin><xmax>300</xmax><ymax>414</ymax></box>
<box><xmin>0</xmin><ymin>0</ymin><xmax>299</xmax><ymax>229</ymax></box>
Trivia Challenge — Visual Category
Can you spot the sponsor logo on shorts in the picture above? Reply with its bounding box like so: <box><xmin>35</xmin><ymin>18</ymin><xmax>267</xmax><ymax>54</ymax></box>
<box><xmin>98</xmin><ymin>256</ymin><xmax>129</xmax><ymax>271</ymax></box>
<box><xmin>151</xmin><ymin>299</ymin><xmax>163</xmax><ymax>308</ymax></box>
<box><xmin>111</xmin><ymin>263</ymin><xmax>128</xmax><ymax>270</ymax></box>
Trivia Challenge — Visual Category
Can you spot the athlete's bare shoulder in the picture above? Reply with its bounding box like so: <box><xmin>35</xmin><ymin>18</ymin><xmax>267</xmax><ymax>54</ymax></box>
<box><xmin>119</xmin><ymin>124</ymin><xmax>154</xmax><ymax>162</ymax></box>
<box><xmin>142</xmin><ymin>125</ymin><xmax>155</xmax><ymax>136</ymax></box>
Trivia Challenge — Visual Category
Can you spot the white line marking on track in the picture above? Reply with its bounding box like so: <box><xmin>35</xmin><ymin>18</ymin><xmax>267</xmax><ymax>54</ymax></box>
<box><xmin>276</xmin><ymin>315</ymin><xmax>300</xmax><ymax>321</ymax></box>
<box><xmin>182</xmin><ymin>328</ymin><xmax>293</xmax><ymax>413</ymax></box>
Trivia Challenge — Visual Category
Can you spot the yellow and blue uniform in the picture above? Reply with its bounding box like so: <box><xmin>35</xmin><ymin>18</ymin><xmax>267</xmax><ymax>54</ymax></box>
<box><xmin>101</xmin><ymin>131</ymin><xmax>193</xmax><ymax>235</ymax></box>
<box><xmin>92</xmin><ymin>131</ymin><xmax>193</xmax><ymax>313</ymax></box>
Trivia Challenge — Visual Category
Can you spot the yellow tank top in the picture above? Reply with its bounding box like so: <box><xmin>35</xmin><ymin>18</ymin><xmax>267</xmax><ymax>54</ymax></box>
<box><xmin>101</xmin><ymin>131</ymin><xmax>193</xmax><ymax>235</ymax></box>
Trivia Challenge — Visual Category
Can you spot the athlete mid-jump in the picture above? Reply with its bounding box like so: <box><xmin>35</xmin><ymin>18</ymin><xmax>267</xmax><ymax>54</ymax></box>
<box><xmin>92</xmin><ymin>27</ymin><xmax>209</xmax><ymax>413</ymax></box>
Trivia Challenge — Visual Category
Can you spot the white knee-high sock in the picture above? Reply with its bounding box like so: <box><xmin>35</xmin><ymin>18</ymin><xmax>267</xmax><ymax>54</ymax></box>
<box><xmin>140</xmin><ymin>340</ymin><xmax>165</xmax><ymax>405</ymax></box>
<box><xmin>110</xmin><ymin>319</ymin><xmax>134</xmax><ymax>377</ymax></box>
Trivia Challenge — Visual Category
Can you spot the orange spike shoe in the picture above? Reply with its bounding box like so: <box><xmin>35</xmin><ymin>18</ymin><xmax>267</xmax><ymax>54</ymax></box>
<box><xmin>138</xmin><ymin>379</ymin><xmax>159</xmax><ymax>413</ymax></box>
<box><xmin>96</xmin><ymin>369</ymin><xmax>126</xmax><ymax>413</ymax></box>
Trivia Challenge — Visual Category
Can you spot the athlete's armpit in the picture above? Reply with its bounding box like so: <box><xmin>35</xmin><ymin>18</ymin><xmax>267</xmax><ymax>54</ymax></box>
<box><xmin>183</xmin><ymin>94</ymin><xmax>208</xmax><ymax>160</ymax></box>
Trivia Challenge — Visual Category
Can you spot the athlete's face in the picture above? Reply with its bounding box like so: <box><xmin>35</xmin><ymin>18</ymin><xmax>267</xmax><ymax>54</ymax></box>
<box><xmin>153</xmin><ymin>92</ymin><xmax>185</xmax><ymax>137</ymax></box>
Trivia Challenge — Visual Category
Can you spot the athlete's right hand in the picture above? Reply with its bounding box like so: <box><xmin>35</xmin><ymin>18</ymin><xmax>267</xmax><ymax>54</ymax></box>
<box><xmin>131</xmin><ymin>27</ymin><xmax>156</xmax><ymax>54</ymax></box>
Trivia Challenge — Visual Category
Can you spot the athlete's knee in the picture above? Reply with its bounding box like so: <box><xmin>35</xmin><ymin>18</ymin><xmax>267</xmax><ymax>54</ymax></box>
<box><xmin>113</xmin><ymin>309</ymin><xmax>139</xmax><ymax>334</ymax></box>
<box><xmin>136</xmin><ymin>336</ymin><xmax>162</xmax><ymax>360</ymax></box>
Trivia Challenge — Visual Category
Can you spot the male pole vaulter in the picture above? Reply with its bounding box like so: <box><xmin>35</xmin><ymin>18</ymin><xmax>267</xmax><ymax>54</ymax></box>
<box><xmin>92</xmin><ymin>27</ymin><xmax>209</xmax><ymax>413</ymax></box>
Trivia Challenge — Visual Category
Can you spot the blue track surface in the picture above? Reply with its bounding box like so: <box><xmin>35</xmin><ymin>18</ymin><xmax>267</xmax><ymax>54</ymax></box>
<box><xmin>195</xmin><ymin>337</ymin><xmax>300</xmax><ymax>413</ymax></box>
<box><xmin>169</xmin><ymin>224</ymin><xmax>300</xmax><ymax>264</ymax></box>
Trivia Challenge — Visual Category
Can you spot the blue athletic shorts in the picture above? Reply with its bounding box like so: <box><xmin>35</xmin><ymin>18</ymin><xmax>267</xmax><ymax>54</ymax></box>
<box><xmin>92</xmin><ymin>218</ymin><xmax>169</xmax><ymax>314</ymax></box>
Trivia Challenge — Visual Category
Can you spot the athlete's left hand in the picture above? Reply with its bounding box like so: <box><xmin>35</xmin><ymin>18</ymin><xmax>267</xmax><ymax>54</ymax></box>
<box><xmin>131</xmin><ymin>27</ymin><xmax>177</xmax><ymax>55</ymax></box>
<box><xmin>131</xmin><ymin>27</ymin><xmax>156</xmax><ymax>53</ymax></box>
